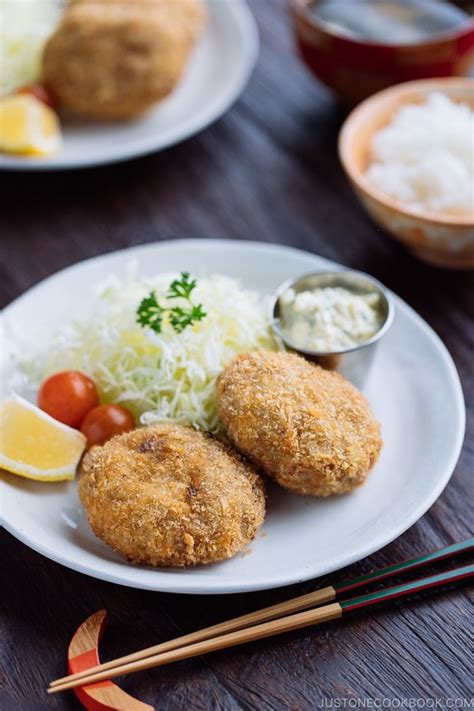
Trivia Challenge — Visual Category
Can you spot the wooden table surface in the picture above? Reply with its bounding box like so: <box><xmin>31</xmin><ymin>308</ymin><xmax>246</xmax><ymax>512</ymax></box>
<box><xmin>1</xmin><ymin>2</ymin><xmax>472</xmax><ymax>709</ymax></box>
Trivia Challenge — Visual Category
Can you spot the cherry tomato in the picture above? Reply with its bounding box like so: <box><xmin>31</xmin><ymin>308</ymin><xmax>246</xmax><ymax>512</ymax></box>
<box><xmin>80</xmin><ymin>404</ymin><xmax>135</xmax><ymax>447</ymax></box>
<box><xmin>18</xmin><ymin>84</ymin><xmax>57</xmax><ymax>110</ymax></box>
<box><xmin>38</xmin><ymin>371</ymin><xmax>99</xmax><ymax>428</ymax></box>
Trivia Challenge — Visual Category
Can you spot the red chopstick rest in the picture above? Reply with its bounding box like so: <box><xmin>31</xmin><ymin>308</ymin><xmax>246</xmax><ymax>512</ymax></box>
<box><xmin>67</xmin><ymin>609</ymin><xmax>154</xmax><ymax>711</ymax></box>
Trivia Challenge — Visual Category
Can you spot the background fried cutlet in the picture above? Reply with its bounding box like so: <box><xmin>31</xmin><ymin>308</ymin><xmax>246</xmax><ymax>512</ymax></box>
<box><xmin>43</xmin><ymin>0</ymin><xmax>206</xmax><ymax>119</ymax></box>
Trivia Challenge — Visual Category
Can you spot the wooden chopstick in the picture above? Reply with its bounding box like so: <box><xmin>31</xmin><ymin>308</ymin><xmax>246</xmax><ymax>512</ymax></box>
<box><xmin>49</xmin><ymin>537</ymin><xmax>473</xmax><ymax>691</ymax></box>
<box><xmin>48</xmin><ymin>561</ymin><xmax>474</xmax><ymax>694</ymax></box>
<box><xmin>332</xmin><ymin>538</ymin><xmax>473</xmax><ymax>595</ymax></box>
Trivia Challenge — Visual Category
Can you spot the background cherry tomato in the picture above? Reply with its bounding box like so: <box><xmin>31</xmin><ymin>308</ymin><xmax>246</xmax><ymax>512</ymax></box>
<box><xmin>38</xmin><ymin>371</ymin><xmax>99</xmax><ymax>428</ymax></box>
<box><xmin>80</xmin><ymin>404</ymin><xmax>135</xmax><ymax>447</ymax></box>
<box><xmin>18</xmin><ymin>84</ymin><xmax>57</xmax><ymax>110</ymax></box>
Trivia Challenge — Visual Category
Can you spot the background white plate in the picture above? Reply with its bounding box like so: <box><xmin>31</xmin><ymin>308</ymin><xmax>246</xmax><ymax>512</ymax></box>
<box><xmin>0</xmin><ymin>0</ymin><xmax>258</xmax><ymax>171</ymax></box>
<box><xmin>0</xmin><ymin>240</ymin><xmax>465</xmax><ymax>594</ymax></box>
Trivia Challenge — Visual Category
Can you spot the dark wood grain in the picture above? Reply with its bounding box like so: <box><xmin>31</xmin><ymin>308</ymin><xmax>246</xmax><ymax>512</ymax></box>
<box><xmin>0</xmin><ymin>2</ymin><xmax>472</xmax><ymax>709</ymax></box>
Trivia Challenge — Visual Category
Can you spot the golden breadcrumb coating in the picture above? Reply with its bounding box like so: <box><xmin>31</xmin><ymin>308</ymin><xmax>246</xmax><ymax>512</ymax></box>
<box><xmin>217</xmin><ymin>351</ymin><xmax>382</xmax><ymax>497</ymax></box>
<box><xmin>79</xmin><ymin>424</ymin><xmax>265</xmax><ymax>567</ymax></box>
<box><xmin>43</xmin><ymin>0</ymin><xmax>206</xmax><ymax>119</ymax></box>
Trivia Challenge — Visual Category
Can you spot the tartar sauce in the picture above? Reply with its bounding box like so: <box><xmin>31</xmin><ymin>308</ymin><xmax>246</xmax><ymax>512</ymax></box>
<box><xmin>278</xmin><ymin>286</ymin><xmax>382</xmax><ymax>352</ymax></box>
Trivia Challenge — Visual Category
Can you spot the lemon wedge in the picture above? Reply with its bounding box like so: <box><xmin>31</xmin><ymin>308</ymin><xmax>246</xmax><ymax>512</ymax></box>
<box><xmin>0</xmin><ymin>394</ymin><xmax>86</xmax><ymax>482</ymax></box>
<box><xmin>0</xmin><ymin>94</ymin><xmax>62</xmax><ymax>157</ymax></box>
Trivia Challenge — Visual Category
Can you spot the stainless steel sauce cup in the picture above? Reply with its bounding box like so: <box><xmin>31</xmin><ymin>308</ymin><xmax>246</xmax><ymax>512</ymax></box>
<box><xmin>268</xmin><ymin>269</ymin><xmax>394</xmax><ymax>388</ymax></box>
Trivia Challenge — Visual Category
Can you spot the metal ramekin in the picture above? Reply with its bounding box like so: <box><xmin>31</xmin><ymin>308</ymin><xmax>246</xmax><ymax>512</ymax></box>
<box><xmin>268</xmin><ymin>270</ymin><xmax>394</xmax><ymax>389</ymax></box>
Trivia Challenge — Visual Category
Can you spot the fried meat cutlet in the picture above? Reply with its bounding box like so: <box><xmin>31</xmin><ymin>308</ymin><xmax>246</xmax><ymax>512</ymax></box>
<box><xmin>79</xmin><ymin>424</ymin><xmax>265</xmax><ymax>567</ymax></box>
<box><xmin>217</xmin><ymin>351</ymin><xmax>382</xmax><ymax>497</ymax></box>
<box><xmin>42</xmin><ymin>0</ymin><xmax>206</xmax><ymax>119</ymax></box>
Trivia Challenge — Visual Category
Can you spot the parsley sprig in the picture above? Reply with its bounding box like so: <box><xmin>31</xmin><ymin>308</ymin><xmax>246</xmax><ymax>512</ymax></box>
<box><xmin>136</xmin><ymin>272</ymin><xmax>207</xmax><ymax>335</ymax></box>
<box><xmin>167</xmin><ymin>272</ymin><xmax>197</xmax><ymax>300</ymax></box>
<box><xmin>136</xmin><ymin>292</ymin><xmax>165</xmax><ymax>332</ymax></box>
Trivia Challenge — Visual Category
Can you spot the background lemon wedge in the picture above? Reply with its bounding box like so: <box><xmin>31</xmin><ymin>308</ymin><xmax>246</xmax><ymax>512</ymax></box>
<box><xmin>0</xmin><ymin>394</ymin><xmax>86</xmax><ymax>482</ymax></box>
<box><xmin>0</xmin><ymin>94</ymin><xmax>62</xmax><ymax>157</ymax></box>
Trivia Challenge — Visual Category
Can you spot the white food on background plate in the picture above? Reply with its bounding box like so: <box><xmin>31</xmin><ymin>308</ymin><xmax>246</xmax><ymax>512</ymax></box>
<box><xmin>366</xmin><ymin>92</ymin><xmax>474</xmax><ymax>218</ymax></box>
<box><xmin>0</xmin><ymin>0</ymin><xmax>63</xmax><ymax>97</ymax></box>
<box><xmin>279</xmin><ymin>286</ymin><xmax>382</xmax><ymax>352</ymax></box>
<box><xmin>22</xmin><ymin>272</ymin><xmax>281</xmax><ymax>433</ymax></box>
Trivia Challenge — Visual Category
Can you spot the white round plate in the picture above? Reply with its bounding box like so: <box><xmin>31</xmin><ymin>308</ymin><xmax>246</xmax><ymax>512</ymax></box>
<box><xmin>0</xmin><ymin>240</ymin><xmax>465</xmax><ymax>594</ymax></box>
<box><xmin>0</xmin><ymin>0</ymin><xmax>257</xmax><ymax>171</ymax></box>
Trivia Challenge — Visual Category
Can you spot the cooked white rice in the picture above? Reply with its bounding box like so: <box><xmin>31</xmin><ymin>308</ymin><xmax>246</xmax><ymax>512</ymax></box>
<box><xmin>366</xmin><ymin>92</ymin><xmax>474</xmax><ymax>217</ymax></box>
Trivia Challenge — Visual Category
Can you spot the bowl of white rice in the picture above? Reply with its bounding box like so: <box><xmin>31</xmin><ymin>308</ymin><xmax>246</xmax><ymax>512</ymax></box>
<box><xmin>339</xmin><ymin>78</ymin><xmax>474</xmax><ymax>269</ymax></box>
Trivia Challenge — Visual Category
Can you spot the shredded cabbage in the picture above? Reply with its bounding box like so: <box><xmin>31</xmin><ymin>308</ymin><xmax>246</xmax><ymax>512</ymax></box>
<box><xmin>0</xmin><ymin>0</ymin><xmax>63</xmax><ymax>97</ymax></box>
<box><xmin>23</xmin><ymin>273</ymin><xmax>281</xmax><ymax>433</ymax></box>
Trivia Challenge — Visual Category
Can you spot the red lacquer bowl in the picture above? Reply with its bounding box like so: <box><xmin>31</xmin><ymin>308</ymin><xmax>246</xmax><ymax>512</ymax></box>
<box><xmin>290</xmin><ymin>0</ymin><xmax>474</xmax><ymax>104</ymax></box>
